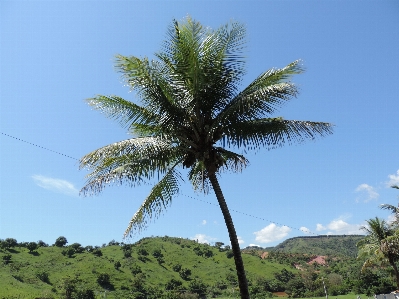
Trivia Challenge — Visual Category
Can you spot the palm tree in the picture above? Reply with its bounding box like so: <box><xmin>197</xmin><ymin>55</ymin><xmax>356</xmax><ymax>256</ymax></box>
<box><xmin>80</xmin><ymin>17</ymin><xmax>333</xmax><ymax>299</ymax></box>
<box><xmin>380</xmin><ymin>185</ymin><xmax>399</xmax><ymax>228</ymax></box>
<box><xmin>357</xmin><ymin>217</ymin><xmax>399</xmax><ymax>288</ymax></box>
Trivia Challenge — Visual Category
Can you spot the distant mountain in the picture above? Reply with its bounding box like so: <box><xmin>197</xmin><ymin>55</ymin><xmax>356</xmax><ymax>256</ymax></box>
<box><xmin>270</xmin><ymin>235</ymin><xmax>365</xmax><ymax>257</ymax></box>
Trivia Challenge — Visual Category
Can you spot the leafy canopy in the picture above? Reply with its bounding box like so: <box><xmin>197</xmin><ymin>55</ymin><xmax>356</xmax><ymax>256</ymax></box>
<box><xmin>80</xmin><ymin>17</ymin><xmax>333</xmax><ymax>238</ymax></box>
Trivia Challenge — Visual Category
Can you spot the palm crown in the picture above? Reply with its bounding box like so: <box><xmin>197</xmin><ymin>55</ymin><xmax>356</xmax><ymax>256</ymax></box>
<box><xmin>80</xmin><ymin>17</ymin><xmax>333</xmax><ymax>298</ymax></box>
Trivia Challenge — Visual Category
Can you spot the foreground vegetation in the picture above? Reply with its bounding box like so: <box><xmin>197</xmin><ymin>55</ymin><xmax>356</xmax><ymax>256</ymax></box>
<box><xmin>0</xmin><ymin>235</ymin><xmax>397</xmax><ymax>298</ymax></box>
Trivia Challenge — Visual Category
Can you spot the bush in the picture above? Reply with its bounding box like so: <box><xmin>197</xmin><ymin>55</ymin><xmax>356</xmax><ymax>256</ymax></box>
<box><xmin>97</xmin><ymin>273</ymin><xmax>110</xmax><ymax>286</ymax></box>
<box><xmin>225</xmin><ymin>250</ymin><xmax>234</xmax><ymax>259</ymax></box>
<box><xmin>114</xmin><ymin>261</ymin><xmax>121</xmax><ymax>270</ymax></box>
<box><xmin>27</xmin><ymin>241</ymin><xmax>38</xmax><ymax>253</ymax></box>
<box><xmin>173</xmin><ymin>263</ymin><xmax>182</xmax><ymax>272</ymax></box>
<box><xmin>138</xmin><ymin>248</ymin><xmax>149</xmax><ymax>256</ymax></box>
<box><xmin>4</xmin><ymin>238</ymin><xmax>18</xmax><ymax>249</ymax></box>
<box><xmin>124</xmin><ymin>249</ymin><xmax>132</xmax><ymax>258</ymax></box>
<box><xmin>165</xmin><ymin>278</ymin><xmax>183</xmax><ymax>290</ymax></box>
<box><xmin>2</xmin><ymin>254</ymin><xmax>12</xmax><ymax>265</ymax></box>
<box><xmin>75</xmin><ymin>289</ymin><xmax>95</xmax><ymax>299</ymax></box>
<box><xmin>92</xmin><ymin>248</ymin><xmax>103</xmax><ymax>257</ymax></box>
<box><xmin>179</xmin><ymin>268</ymin><xmax>192</xmax><ymax>280</ymax></box>
<box><xmin>37</xmin><ymin>240</ymin><xmax>49</xmax><ymax>247</ymax></box>
<box><xmin>188</xmin><ymin>278</ymin><xmax>208</xmax><ymax>296</ymax></box>
<box><xmin>62</xmin><ymin>247</ymin><xmax>75</xmax><ymax>258</ymax></box>
<box><xmin>55</xmin><ymin>236</ymin><xmax>68</xmax><ymax>247</ymax></box>
<box><xmin>131</xmin><ymin>264</ymin><xmax>142</xmax><ymax>275</ymax></box>
<box><xmin>36</xmin><ymin>271</ymin><xmax>50</xmax><ymax>284</ymax></box>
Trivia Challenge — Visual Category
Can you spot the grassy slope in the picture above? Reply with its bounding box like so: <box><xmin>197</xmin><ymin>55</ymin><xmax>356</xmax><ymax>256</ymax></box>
<box><xmin>271</xmin><ymin>235</ymin><xmax>365</xmax><ymax>257</ymax></box>
<box><xmin>0</xmin><ymin>236</ymin><xmax>295</xmax><ymax>298</ymax></box>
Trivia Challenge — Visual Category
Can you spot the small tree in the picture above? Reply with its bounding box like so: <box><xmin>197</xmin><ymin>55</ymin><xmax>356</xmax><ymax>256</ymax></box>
<box><xmin>92</xmin><ymin>248</ymin><xmax>103</xmax><ymax>257</ymax></box>
<box><xmin>36</xmin><ymin>271</ymin><xmax>50</xmax><ymax>284</ymax></box>
<box><xmin>114</xmin><ymin>261</ymin><xmax>122</xmax><ymax>270</ymax></box>
<box><xmin>97</xmin><ymin>273</ymin><xmax>111</xmax><ymax>287</ymax></box>
<box><xmin>4</xmin><ymin>238</ymin><xmax>17</xmax><ymax>249</ymax></box>
<box><xmin>55</xmin><ymin>236</ymin><xmax>68</xmax><ymax>247</ymax></box>
<box><xmin>62</xmin><ymin>247</ymin><xmax>76</xmax><ymax>258</ymax></box>
<box><xmin>179</xmin><ymin>268</ymin><xmax>192</xmax><ymax>280</ymax></box>
<box><xmin>2</xmin><ymin>254</ymin><xmax>12</xmax><ymax>265</ymax></box>
<box><xmin>27</xmin><ymin>242</ymin><xmax>38</xmax><ymax>253</ymax></box>
<box><xmin>37</xmin><ymin>240</ymin><xmax>49</xmax><ymax>247</ymax></box>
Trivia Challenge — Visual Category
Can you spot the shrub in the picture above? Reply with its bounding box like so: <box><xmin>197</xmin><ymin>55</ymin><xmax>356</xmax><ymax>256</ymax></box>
<box><xmin>173</xmin><ymin>263</ymin><xmax>182</xmax><ymax>272</ymax></box>
<box><xmin>189</xmin><ymin>278</ymin><xmax>208</xmax><ymax>297</ymax></box>
<box><xmin>225</xmin><ymin>250</ymin><xmax>234</xmax><ymax>258</ymax></box>
<box><xmin>75</xmin><ymin>289</ymin><xmax>95</xmax><ymax>299</ymax></box>
<box><xmin>124</xmin><ymin>249</ymin><xmax>132</xmax><ymax>258</ymax></box>
<box><xmin>27</xmin><ymin>241</ymin><xmax>38</xmax><ymax>253</ymax></box>
<box><xmin>97</xmin><ymin>273</ymin><xmax>110</xmax><ymax>286</ymax></box>
<box><xmin>152</xmin><ymin>249</ymin><xmax>163</xmax><ymax>258</ymax></box>
<box><xmin>165</xmin><ymin>278</ymin><xmax>183</xmax><ymax>290</ymax></box>
<box><xmin>114</xmin><ymin>261</ymin><xmax>121</xmax><ymax>270</ymax></box>
<box><xmin>138</xmin><ymin>248</ymin><xmax>149</xmax><ymax>256</ymax></box>
<box><xmin>92</xmin><ymin>248</ymin><xmax>103</xmax><ymax>257</ymax></box>
<box><xmin>179</xmin><ymin>268</ymin><xmax>192</xmax><ymax>280</ymax></box>
<box><xmin>37</xmin><ymin>240</ymin><xmax>49</xmax><ymax>247</ymax></box>
<box><xmin>2</xmin><ymin>254</ymin><xmax>12</xmax><ymax>264</ymax></box>
<box><xmin>62</xmin><ymin>247</ymin><xmax>75</xmax><ymax>258</ymax></box>
<box><xmin>36</xmin><ymin>271</ymin><xmax>50</xmax><ymax>284</ymax></box>
<box><xmin>55</xmin><ymin>236</ymin><xmax>68</xmax><ymax>247</ymax></box>
<box><xmin>131</xmin><ymin>264</ymin><xmax>142</xmax><ymax>275</ymax></box>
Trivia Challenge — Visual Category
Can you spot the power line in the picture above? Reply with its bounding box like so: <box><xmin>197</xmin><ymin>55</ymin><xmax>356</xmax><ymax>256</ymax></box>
<box><xmin>1</xmin><ymin>132</ymin><xmax>78</xmax><ymax>161</ymax></box>
<box><xmin>1</xmin><ymin>131</ymin><xmax>321</xmax><ymax>238</ymax></box>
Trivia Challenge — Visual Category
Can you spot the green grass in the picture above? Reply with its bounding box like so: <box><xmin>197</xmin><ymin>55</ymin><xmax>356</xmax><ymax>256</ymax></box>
<box><xmin>0</xmin><ymin>236</ymin><xmax>296</xmax><ymax>298</ymax></box>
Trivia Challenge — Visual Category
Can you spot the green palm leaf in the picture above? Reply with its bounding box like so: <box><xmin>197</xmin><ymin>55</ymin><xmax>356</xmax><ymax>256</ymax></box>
<box><xmin>124</xmin><ymin>166</ymin><xmax>182</xmax><ymax>237</ymax></box>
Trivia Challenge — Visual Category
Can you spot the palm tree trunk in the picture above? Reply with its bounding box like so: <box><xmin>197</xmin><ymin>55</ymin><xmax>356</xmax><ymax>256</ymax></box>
<box><xmin>208</xmin><ymin>171</ymin><xmax>250</xmax><ymax>299</ymax></box>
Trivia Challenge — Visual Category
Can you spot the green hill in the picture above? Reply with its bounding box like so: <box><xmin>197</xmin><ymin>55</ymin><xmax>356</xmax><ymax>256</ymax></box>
<box><xmin>0</xmin><ymin>236</ymin><xmax>295</xmax><ymax>298</ymax></box>
<box><xmin>271</xmin><ymin>235</ymin><xmax>365</xmax><ymax>257</ymax></box>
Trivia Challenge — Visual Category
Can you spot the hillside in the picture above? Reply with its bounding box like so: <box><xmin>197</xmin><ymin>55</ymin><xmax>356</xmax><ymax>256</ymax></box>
<box><xmin>271</xmin><ymin>235</ymin><xmax>365</xmax><ymax>257</ymax></box>
<box><xmin>0</xmin><ymin>236</ymin><xmax>294</xmax><ymax>298</ymax></box>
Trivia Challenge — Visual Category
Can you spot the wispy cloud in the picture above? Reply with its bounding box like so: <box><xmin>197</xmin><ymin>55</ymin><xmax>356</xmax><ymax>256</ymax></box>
<box><xmin>387</xmin><ymin>170</ymin><xmax>399</xmax><ymax>187</ymax></box>
<box><xmin>253</xmin><ymin>223</ymin><xmax>291</xmax><ymax>244</ymax></box>
<box><xmin>201</xmin><ymin>220</ymin><xmax>207</xmax><ymax>225</ymax></box>
<box><xmin>316</xmin><ymin>216</ymin><xmax>363</xmax><ymax>235</ymax></box>
<box><xmin>237</xmin><ymin>236</ymin><xmax>244</xmax><ymax>245</ymax></box>
<box><xmin>191</xmin><ymin>234</ymin><xmax>216</xmax><ymax>244</ymax></box>
<box><xmin>355</xmin><ymin>183</ymin><xmax>379</xmax><ymax>202</ymax></box>
<box><xmin>32</xmin><ymin>175</ymin><xmax>78</xmax><ymax>197</ymax></box>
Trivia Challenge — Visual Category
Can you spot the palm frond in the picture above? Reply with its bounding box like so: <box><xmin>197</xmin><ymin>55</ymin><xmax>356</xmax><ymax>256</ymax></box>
<box><xmin>215</xmin><ymin>60</ymin><xmax>304</xmax><ymax>124</ymax></box>
<box><xmin>124</xmin><ymin>167</ymin><xmax>182</xmax><ymax>237</ymax></box>
<box><xmin>115</xmin><ymin>55</ymin><xmax>187</xmax><ymax>128</ymax></box>
<box><xmin>80</xmin><ymin>137</ymin><xmax>182</xmax><ymax>195</ymax></box>
<box><xmin>86</xmin><ymin>95</ymin><xmax>160</xmax><ymax>135</ymax></box>
<box><xmin>222</xmin><ymin>118</ymin><xmax>333</xmax><ymax>150</ymax></box>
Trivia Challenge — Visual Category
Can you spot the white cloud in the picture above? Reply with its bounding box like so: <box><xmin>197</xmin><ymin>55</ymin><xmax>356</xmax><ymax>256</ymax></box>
<box><xmin>237</xmin><ymin>236</ymin><xmax>244</xmax><ymax>245</ymax></box>
<box><xmin>32</xmin><ymin>175</ymin><xmax>78</xmax><ymax>196</ymax></box>
<box><xmin>316</xmin><ymin>224</ymin><xmax>326</xmax><ymax>231</ymax></box>
<box><xmin>300</xmin><ymin>227</ymin><xmax>311</xmax><ymax>234</ymax></box>
<box><xmin>249</xmin><ymin>244</ymin><xmax>261</xmax><ymax>247</ymax></box>
<box><xmin>192</xmin><ymin>234</ymin><xmax>216</xmax><ymax>244</ymax></box>
<box><xmin>254</xmin><ymin>223</ymin><xmax>291</xmax><ymax>244</ymax></box>
<box><xmin>201</xmin><ymin>220</ymin><xmax>207</xmax><ymax>225</ymax></box>
<box><xmin>355</xmin><ymin>184</ymin><xmax>379</xmax><ymax>202</ymax></box>
<box><xmin>387</xmin><ymin>170</ymin><xmax>399</xmax><ymax>187</ymax></box>
<box><xmin>316</xmin><ymin>216</ymin><xmax>363</xmax><ymax>235</ymax></box>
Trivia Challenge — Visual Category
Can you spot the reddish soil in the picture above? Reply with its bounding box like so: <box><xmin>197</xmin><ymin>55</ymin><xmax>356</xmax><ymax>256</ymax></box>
<box><xmin>273</xmin><ymin>292</ymin><xmax>289</xmax><ymax>297</ymax></box>
<box><xmin>261</xmin><ymin>252</ymin><xmax>269</xmax><ymax>259</ymax></box>
<box><xmin>307</xmin><ymin>255</ymin><xmax>327</xmax><ymax>265</ymax></box>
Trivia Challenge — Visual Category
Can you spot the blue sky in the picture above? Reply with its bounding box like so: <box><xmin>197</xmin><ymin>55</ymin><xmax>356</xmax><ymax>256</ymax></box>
<box><xmin>1</xmin><ymin>1</ymin><xmax>398</xmax><ymax>248</ymax></box>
